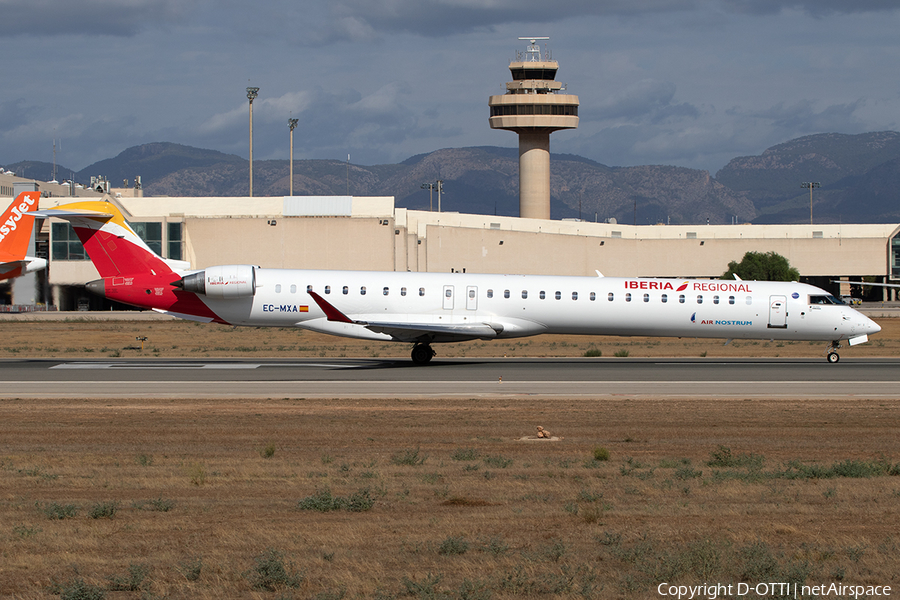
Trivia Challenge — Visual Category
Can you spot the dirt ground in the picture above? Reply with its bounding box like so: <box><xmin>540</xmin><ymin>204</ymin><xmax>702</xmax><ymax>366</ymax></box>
<box><xmin>1</xmin><ymin>396</ymin><xmax>899</xmax><ymax>599</ymax></box>
<box><xmin>0</xmin><ymin>318</ymin><xmax>898</xmax><ymax>598</ymax></box>
<box><xmin>0</xmin><ymin>315</ymin><xmax>897</xmax><ymax>360</ymax></box>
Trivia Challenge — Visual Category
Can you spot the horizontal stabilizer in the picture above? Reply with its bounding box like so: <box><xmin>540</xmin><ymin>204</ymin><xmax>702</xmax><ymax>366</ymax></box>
<box><xmin>27</xmin><ymin>208</ymin><xmax>114</xmax><ymax>219</ymax></box>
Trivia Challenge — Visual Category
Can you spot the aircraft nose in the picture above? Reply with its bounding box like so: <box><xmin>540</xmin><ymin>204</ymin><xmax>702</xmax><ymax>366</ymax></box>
<box><xmin>866</xmin><ymin>317</ymin><xmax>882</xmax><ymax>335</ymax></box>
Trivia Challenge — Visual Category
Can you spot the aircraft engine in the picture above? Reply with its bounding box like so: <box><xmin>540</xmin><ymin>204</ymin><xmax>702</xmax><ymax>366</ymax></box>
<box><xmin>176</xmin><ymin>265</ymin><xmax>257</xmax><ymax>298</ymax></box>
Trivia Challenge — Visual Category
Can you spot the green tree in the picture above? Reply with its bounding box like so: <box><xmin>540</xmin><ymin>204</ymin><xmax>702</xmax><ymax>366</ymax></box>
<box><xmin>722</xmin><ymin>251</ymin><xmax>799</xmax><ymax>281</ymax></box>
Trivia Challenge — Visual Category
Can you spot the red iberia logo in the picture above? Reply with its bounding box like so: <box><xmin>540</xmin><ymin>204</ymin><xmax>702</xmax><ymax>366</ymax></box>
<box><xmin>625</xmin><ymin>280</ymin><xmax>752</xmax><ymax>293</ymax></box>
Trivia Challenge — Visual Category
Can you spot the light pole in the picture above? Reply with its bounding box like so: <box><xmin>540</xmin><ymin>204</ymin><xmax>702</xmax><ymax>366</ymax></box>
<box><xmin>801</xmin><ymin>181</ymin><xmax>820</xmax><ymax>225</ymax></box>
<box><xmin>246</xmin><ymin>87</ymin><xmax>259</xmax><ymax>197</ymax></box>
<box><xmin>436</xmin><ymin>179</ymin><xmax>443</xmax><ymax>213</ymax></box>
<box><xmin>421</xmin><ymin>182</ymin><xmax>435</xmax><ymax>212</ymax></box>
<box><xmin>288</xmin><ymin>118</ymin><xmax>298</xmax><ymax>196</ymax></box>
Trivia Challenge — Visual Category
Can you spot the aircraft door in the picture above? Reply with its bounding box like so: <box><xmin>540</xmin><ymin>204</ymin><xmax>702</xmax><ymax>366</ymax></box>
<box><xmin>443</xmin><ymin>285</ymin><xmax>454</xmax><ymax>310</ymax></box>
<box><xmin>466</xmin><ymin>286</ymin><xmax>477</xmax><ymax>310</ymax></box>
<box><xmin>768</xmin><ymin>295</ymin><xmax>787</xmax><ymax>329</ymax></box>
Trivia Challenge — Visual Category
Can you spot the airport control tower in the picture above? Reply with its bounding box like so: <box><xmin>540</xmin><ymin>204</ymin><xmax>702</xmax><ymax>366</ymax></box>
<box><xmin>489</xmin><ymin>37</ymin><xmax>579</xmax><ymax>220</ymax></box>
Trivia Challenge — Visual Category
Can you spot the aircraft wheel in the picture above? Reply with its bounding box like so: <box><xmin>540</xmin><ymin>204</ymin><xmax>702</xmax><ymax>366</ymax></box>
<box><xmin>411</xmin><ymin>344</ymin><xmax>435</xmax><ymax>365</ymax></box>
<box><xmin>827</xmin><ymin>351</ymin><xmax>840</xmax><ymax>364</ymax></box>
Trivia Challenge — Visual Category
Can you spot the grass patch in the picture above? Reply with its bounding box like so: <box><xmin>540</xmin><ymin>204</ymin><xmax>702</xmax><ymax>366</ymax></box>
<box><xmin>37</xmin><ymin>501</ymin><xmax>78</xmax><ymax>520</ymax></box>
<box><xmin>297</xmin><ymin>487</ymin><xmax>376</xmax><ymax>512</ymax></box>
<box><xmin>450</xmin><ymin>447</ymin><xmax>480</xmax><ymax>461</ymax></box>
<box><xmin>106</xmin><ymin>563</ymin><xmax>149</xmax><ymax>591</ymax></box>
<box><xmin>391</xmin><ymin>448</ymin><xmax>428</xmax><ymax>466</ymax></box>
<box><xmin>260</xmin><ymin>443</ymin><xmax>276</xmax><ymax>459</ymax></box>
<box><xmin>132</xmin><ymin>497</ymin><xmax>176</xmax><ymax>512</ymax></box>
<box><xmin>50</xmin><ymin>576</ymin><xmax>106</xmax><ymax>600</ymax></box>
<box><xmin>88</xmin><ymin>501</ymin><xmax>119</xmax><ymax>519</ymax></box>
<box><xmin>244</xmin><ymin>548</ymin><xmax>303</xmax><ymax>591</ymax></box>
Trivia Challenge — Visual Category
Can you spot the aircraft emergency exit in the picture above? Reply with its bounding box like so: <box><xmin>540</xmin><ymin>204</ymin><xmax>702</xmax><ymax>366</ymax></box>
<box><xmin>31</xmin><ymin>201</ymin><xmax>880</xmax><ymax>364</ymax></box>
<box><xmin>0</xmin><ymin>191</ymin><xmax>46</xmax><ymax>281</ymax></box>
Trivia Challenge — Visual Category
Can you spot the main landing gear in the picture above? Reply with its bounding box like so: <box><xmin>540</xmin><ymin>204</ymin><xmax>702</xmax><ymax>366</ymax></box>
<box><xmin>826</xmin><ymin>341</ymin><xmax>842</xmax><ymax>363</ymax></box>
<box><xmin>411</xmin><ymin>343</ymin><xmax>435</xmax><ymax>365</ymax></box>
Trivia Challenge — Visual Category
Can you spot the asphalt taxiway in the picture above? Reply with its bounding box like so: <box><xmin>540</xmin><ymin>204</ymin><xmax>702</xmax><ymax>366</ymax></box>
<box><xmin>0</xmin><ymin>357</ymin><xmax>898</xmax><ymax>399</ymax></box>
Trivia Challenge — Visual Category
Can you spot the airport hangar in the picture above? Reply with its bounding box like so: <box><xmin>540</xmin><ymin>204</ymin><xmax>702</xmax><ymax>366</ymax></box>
<box><xmin>21</xmin><ymin>191</ymin><xmax>900</xmax><ymax>311</ymax></box>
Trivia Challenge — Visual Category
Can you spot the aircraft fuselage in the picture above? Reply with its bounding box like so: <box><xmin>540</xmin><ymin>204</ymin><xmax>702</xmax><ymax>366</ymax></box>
<box><xmin>101</xmin><ymin>267</ymin><xmax>879</xmax><ymax>345</ymax></box>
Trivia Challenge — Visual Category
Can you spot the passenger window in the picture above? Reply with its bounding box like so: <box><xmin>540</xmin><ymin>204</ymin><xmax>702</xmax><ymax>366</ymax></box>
<box><xmin>401</xmin><ymin>287</ymin><xmax>406</xmax><ymax>296</ymax></box>
<box><xmin>540</xmin><ymin>291</ymin><xmax>546</xmax><ymax>299</ymax></box>
<box><xmin>383</xmin><ymin>287</ymin><xmax>389</xmax><ymax>296</ymax></box>
<box><xmin>487</xmin><ymin>289</ymin><xmax>493</xmax><ymax>299</ymax></box>
<box><xmin>555</xmin><ymin>291</ymin><xmax>561</xmax><ymax>300</ymax></box>
<box><xmin>343</xmin><ymin>286</ymin><xmax>349</xmax><ymax>295</ymax></box>
<box><xmin>746</xmin><ymin>296</ymin><xmax>752</xmax><ymax>305</ymax></box>
<box><xmin>291</xmin><ymin>285</ymin><xmax>297</xmax><ymax>294</ymax></box>
<box><xmin>504</xmin><ymin>290</ymin><xmax>510</xmax><ymax>299</ymax></box>
<box><xmin>729</xmin><ymin>295</ymin><xmax>735</xmax><ymax>305</ymax></box>
<box><xmin>468</xmin><ymin>289</ymin><xmax>475</xmax><ymax>298</ymax></box>
<box><xmin>445</xmin><ymin>288</ymin><xmax>452</xmax><ymax>298</ymax></box>
<box><xmin>419</xmin><ymin>287</ymin><xmax>425</xmax><ymax>296</ymax></box>
<box><xmin>275</xmin><ymin>284</ymin><xmax>282</xmax><ymax>293</ymax></box>
<box><xmin>643</xmin><ymin>293</ymin><xmax>649</xmax><ymax>303</ymax></box>
<box><xmin>608</xmin><ymin>292</ymin><xmax>614</xmax><ymax>302</ymax></box>
<box><xmin>713</xmin><ymin>295</ymin><xmax>719</xmax><ymax>304</ymax></box>
<box><xmin>590</xmin><ymin>292</ymin><xmax>596</xmax><ymax>301</ymax></box>
<box><xmin>625</xmin><ymin>293</ymin><xmax>631</xmax><ymax>302</ymax></box>
<box><xmin>679</xmin><ymin>294</ymin><xmax>685</xmax><ymax>303</ymax></box>
<box><xmin>521</xmin><ymin>290</ymin><xmax>528</xmax><ymax>299</ymax></box>
<box><xmin>573</xmin><ymin>292</ymin><xmax>578</xmax><ymax>300</ymax></box>
<box><xmin>697</xmin><ymin>295</ymin><xmax>703</xmax><ymax>304</ymax></box>
<box><xmin>325</xmin><ymin>285</ymin><xmax>331</xmax><ymax>295</ymax></box>
<box><xmin>360</xmin><ymin>286</ymin><xmax>366</xmax><ymax>295</ymax></box>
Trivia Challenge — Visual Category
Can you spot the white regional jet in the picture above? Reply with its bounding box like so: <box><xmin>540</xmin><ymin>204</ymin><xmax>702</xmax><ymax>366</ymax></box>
<box><xmin>31</xmin><ymin>201</ymin><xmax>880</xmax><ymax>364</ymax></box>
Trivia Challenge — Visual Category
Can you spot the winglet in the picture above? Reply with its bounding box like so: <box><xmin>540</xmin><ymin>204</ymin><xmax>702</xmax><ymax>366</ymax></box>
<box><xmin>308</xmin><ymin>290</ymin><xmax>354</xmax><ymax>323</ymax></box>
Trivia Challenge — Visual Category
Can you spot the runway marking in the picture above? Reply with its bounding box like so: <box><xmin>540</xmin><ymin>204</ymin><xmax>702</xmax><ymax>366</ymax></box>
<box><xmin>51</xmin><ymin>362</ymin><xmax>355</xmax><ymax>370</ymax></box>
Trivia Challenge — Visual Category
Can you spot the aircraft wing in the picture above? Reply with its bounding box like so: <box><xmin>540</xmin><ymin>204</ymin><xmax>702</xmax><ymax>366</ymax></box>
<box><xmin>307</xmin><ymin>291</ymin><xmax>501</xmax><ymax>342</ymax></box>
<box><xmin>0</xmin><ymin>257</ymin><xmax>47</xmax><ymax>280</ymax></box>
<box><xmin>0</xmin><ymin>260</ymin><xmax>28</xmax><ymax>278</ymax></box>
<box><xmin>362</xmin><ymin>321</ymin><xmax>501</xmax><ymax>341</ymax></box>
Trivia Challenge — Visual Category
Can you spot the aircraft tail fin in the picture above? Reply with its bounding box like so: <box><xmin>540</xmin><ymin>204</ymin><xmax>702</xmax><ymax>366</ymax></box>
<box><xmin>0</xmin><ymin>191</ymin><xmax>41</xmax><ymax>264</ymax></box>
<box><xmin>29</xmin><ymin>200</ymin><xmax>186</xmax><ymax>279</ymax></box>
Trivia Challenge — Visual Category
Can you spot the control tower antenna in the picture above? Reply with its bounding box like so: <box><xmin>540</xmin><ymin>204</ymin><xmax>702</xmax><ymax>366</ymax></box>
<box><xmin>489</xmin><ymin>37</ymin><xmax>579</xmax><ymax>220</ymax></box>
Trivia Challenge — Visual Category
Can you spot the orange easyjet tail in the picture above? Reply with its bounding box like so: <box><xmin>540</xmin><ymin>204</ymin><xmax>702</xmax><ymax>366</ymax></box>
<box><xmin>0</xmin><ymin>191</ymin><xmax>46</xmax><ymax>281</ymax></box>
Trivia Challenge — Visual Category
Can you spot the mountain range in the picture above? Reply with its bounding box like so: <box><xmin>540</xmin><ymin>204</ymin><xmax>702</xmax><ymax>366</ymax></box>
<box><xmin>6</xmin><ymin>131</ymin><xmax>900</xmax><ymax>225</ymax></box>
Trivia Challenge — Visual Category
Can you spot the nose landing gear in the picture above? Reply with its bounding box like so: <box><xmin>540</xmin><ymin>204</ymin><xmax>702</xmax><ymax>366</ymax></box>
<box><xmin>411</xmin><ymin>343</ymin><xmax>435</xmax><ymax>365</ymax></box>
<box><xmin>825</xmin><ymin>341</ymin><xmax>842</xmax><ymax>363</ymax></box>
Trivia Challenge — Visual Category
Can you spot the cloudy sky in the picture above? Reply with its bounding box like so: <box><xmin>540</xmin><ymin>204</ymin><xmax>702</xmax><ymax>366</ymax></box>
<box><xmin>1</xmin><ymin>0</ymin><xmax>899</xmax><ymax>177</ymax></box>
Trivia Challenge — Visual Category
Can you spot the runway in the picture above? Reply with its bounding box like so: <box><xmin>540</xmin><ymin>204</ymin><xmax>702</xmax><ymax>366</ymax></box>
<box><xmin>0</xmin><ymin>356</ymin><xmax>898</xmax><ymax>398</ymax></box>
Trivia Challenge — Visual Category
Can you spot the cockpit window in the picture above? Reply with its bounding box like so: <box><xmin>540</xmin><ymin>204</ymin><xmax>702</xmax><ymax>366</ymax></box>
<box><xmin>809</xmin><ymin>295</ymin><xmax>842</xmax><ymax>305</ymax></box>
